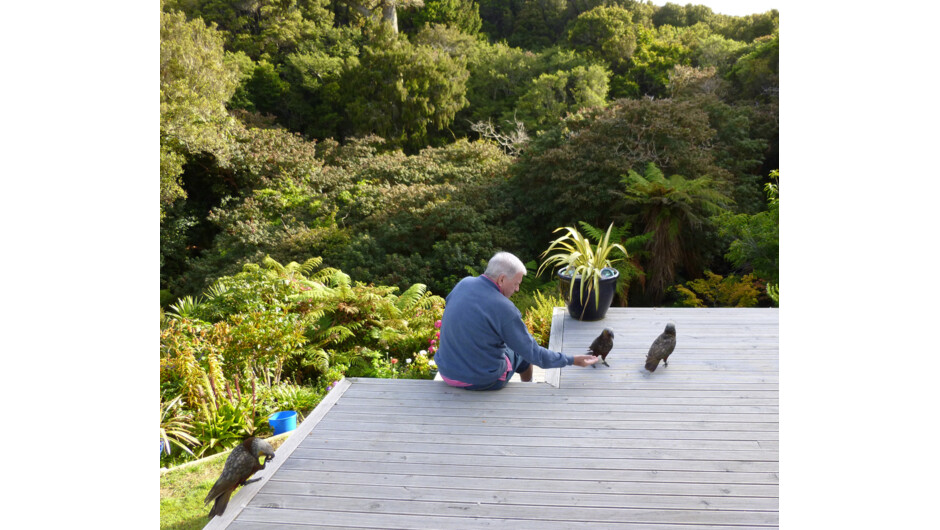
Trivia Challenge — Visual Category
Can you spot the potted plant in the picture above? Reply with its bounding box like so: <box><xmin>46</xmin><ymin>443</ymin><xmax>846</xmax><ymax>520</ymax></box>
<box><xmin>537</xmin><ymin>223</ymin><xmax>628</xmax><ymax>321</ymax></box>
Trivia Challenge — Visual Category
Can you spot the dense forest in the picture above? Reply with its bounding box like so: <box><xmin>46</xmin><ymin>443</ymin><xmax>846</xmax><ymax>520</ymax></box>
<box><xmin>159</xmin><ymin>0</ymin><xmax>778</xmax><ymax>472</ymax></box>
<box><xmin>160</xmin><ymin>0</ymin><xmax>778</xmax><ymax>310</ymax></box>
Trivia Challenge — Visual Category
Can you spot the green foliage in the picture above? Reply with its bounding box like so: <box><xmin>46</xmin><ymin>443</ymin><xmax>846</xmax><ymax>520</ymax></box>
<box><xmin>241</xmin><ymin>60</ymin><xmax>292</xmax><ymax>116</ymax></box>
<box><xmin>566</xmin><ymin>5</ymin><xmax>637</xmax><ymax>73</ymax></box>
<box><xmin>160</xmin><ymin>8</ymin><xmax>240</xmax><ymax>218</ymax></box>
<box><xmin>458</xmin><ymin>42</ymin><xmax>541</xmax><ymax>135</ymax></box>
<box><xmin>716</xmin><ymin>169</ymin><xmax>779</xmax><ymax>283</ymax></box>
<box><xmin>160</xmin><ymin>393</ymin><xmax>199</xmax><ymax>458</ymax></box>
<box><xmin>344</xmin><ymin>23</ymin><xmax>470</xmax><ymax>150</ymax></box>
<box><xmin>690</xmin><ymin>94</ymin><xmax>768</xmax><ymax>213</ymax></box>
<box><xmin>766</xmin><ymin>282</ymin><xmax>779</xmax><ymax>306</ymax></box>
<box><xmin>510</xmin><ymin>96</ymin><xmax>730</xmax><ymax>255</ymax></box>
<box><xmin>400</xmin><ymin>0</ymin><xmax>484</xmax><ymax>35</ymax></box>
<box><xmin>278</xmin><ymin>25</ymin><xmax>362</xmax><ymax>138</ymax></box>
<box><xmin>160</xmin><ymin>255</ymin><xmax>446</xmax><ymax>466</ymax></box>
<box><xmin>190</xmin><ymin>399</ymin><xmax>256</xmax><ymax>459</ymax></box>
<box><xmin>326</xmin><ymin>139</ymin><xmax>520</xmax><ymax>294</ymax></box>
<box><xmin>160</xmin><ymin>0</ymin><xmax>778</xmax><ymax>321</ymax></box>
<box><xmin>709</xmin><ymin>10</ymin><xmax>778</xmax><ymax>43</ymax></box>
<box><xmin>728</xmin><ymin>32</ymin><xmax>778</xmax><ymax>101</ymax></box>
<box><xmin>167</xmin><ymin>295</ymin><xmax>206</xmax><ymax>321</ymax></box>
<box><xmin>164</xmin><ymin>0</ymin><xmax>334</xmax><ymax>62</ymax></box>
<box><xmin>651</xmin><ymin>2</ymin><xmax>687</xmax><ymax>28</ymax></box>
<box><xmin>510</xmin><ymin>0</ymin><xmax>569</xmax><ymax>50</ymax></box>
<box><xmin>622</xmin><ymin>23</ymin><xmax>692</xmax><ymax>98</ymax></box>
<box><xmin>692</xmin><ymin>32</ymin><xmax>748</xmax><ymax>71</ymax></box>
<box><xmin>400</xmin><ymin>349</ymin><xmax>438</xmax><ymax>379</ymax></box>
<box><xmin>670</xmin><ymin>271</ymin><xmax>762</xmax><ymax>308</ymax></box>
<box><xmin>165</xmin><ymin>367</ymin><xmax>268</xmax><ymax>464</ymax></box>
<box><xmin>267</xmin><ymin>383</ymin><xmax>320</xmax><ymax>420</ymax></box>
<box><xmin>515</xmin><ymin>64</ymin><xmax>610</xmax><ymax>131</ymax></box>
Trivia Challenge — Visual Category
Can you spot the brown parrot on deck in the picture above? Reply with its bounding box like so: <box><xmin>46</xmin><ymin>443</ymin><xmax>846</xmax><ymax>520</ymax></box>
<box><xmin>204</xmin><ymin>437</ymin><xmax>276</xmax><ymax>519</ymax></box>
<box><xmin>645</xmin><ymin>323</ymin><xmax>676</xmax><ymax>372</ymax></box>
<box><xmin>587</xmin><ymin>328</ymin><xmax>614</xmax><ymax>368</ymax></box>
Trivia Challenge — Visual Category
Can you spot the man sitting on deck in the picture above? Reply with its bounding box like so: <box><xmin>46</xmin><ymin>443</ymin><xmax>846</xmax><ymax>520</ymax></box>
<box><xmin>435</xmin><ymin>251</ymin><xmax>599</xmax><ymax>390</ymax></box>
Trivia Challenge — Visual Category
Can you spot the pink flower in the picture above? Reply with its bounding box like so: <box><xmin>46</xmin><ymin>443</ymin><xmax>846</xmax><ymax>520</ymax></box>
<box><xmin>435</xmin><ymin>331</ymin><xmax>440</xmax><ymax>339</ymax></box>
<box><xmin>429</xmin><ymin>338</ymin><xmax>436</xmax><ymax>345</ymax></box>
<box><xmin>391</xmin><ymin>358</ymin><xmax>398</xmax><ymax>364</ymax></box>
<box><xmin>434</xmin><ymin>320</ymin><xmax>442</xmax><ymax>329</ymax></box>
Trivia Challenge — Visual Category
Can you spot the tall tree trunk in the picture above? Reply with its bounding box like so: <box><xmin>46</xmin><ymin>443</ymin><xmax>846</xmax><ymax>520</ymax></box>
<box><xmin>383</xmin><ymin>3</ymin><xmax>398</xmax><ymax>33</ymax></box>
<box><xmin>345</xmin><ymin>1</ymin><xmax>400</xmax><ymax>33</ymax></box>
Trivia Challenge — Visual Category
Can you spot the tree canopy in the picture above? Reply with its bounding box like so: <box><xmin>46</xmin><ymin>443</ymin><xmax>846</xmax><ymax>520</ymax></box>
<box><xmin>160</xmin><ymin>1</ymin><xmax>779</xmax><ymax>308</ymax></box>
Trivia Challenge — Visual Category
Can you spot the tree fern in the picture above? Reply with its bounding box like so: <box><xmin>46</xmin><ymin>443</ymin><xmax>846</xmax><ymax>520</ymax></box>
<box><xmin>620</xmin><ymin>162</ymin><xmax>733</xmax><ymax>303</ymax></box>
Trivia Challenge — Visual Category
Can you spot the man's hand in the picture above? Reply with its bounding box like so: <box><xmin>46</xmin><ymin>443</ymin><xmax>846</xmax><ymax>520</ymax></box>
<box><xmin>573</xmin><ymin>355</ymin><xmax>600</xmax><ymax>367</ymax></box>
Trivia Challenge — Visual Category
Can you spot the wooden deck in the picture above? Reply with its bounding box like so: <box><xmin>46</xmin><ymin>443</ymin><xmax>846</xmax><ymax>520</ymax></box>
<box><xmin>206</xmin><ymin>307</ymin><xmax>779</xmax><ymax>529</ymax></box>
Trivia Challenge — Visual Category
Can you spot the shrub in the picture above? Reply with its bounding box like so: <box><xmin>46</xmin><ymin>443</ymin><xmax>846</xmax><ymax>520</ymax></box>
<box><xmin>669</xmin><ymin>271</ymin><xmax>762</xmax><ymax>308</ymax></box>
<box><xmin>523</xmin><ymin>291</ymin><xmax>565</xmax><ymax>347</ymax></box>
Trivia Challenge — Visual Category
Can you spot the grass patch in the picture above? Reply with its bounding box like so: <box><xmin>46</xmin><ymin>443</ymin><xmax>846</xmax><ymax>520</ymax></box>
<box><xmin>160</xmin><ymin>436</ymin><xmax>288</xmax><ymax>529</ymax></box>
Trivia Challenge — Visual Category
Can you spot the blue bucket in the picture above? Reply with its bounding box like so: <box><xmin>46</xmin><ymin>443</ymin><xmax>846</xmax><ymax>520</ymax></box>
<box><xmin>268</xmin><ymin>411</ymin><xmax>297</xmax><ymax>435</ymax></box>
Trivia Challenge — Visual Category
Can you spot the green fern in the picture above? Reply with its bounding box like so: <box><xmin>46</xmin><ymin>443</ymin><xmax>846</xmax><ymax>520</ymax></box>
<box><xmin>262</xmin><ymin>255</ymin><xmax>285</xmax><ymax>274</ymax></box>
<box><xmin>261</xmin><ymin>255</ymin><xmax>326</xmax><ymax>282</ymax></box>
<box><xmin>396</xmin><ymin>283</ymin><xmax>427</xmax><ymax>310</ymax></box>
<box><xmin>297</xmin><ymin>257</ymin><xmax>324</xmax><ymax>276</ymax></box>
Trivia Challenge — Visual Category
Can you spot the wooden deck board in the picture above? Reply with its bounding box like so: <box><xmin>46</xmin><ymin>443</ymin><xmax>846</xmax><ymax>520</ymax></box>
<box><xmin>213</xmin><ymin>307</ymin><xmax>779</xmax><ymax>528</ymax></box>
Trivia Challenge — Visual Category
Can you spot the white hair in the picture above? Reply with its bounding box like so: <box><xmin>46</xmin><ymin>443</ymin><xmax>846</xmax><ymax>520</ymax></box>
<box><xmin>484</xmin><ymin>251</ymin><xmax>526</xmax><ymax>279</ymax></box>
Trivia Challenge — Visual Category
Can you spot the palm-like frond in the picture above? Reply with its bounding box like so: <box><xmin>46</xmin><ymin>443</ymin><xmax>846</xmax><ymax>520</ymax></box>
<box><xmin>166</xmin><ymin>295</ymin><xmax>204</xmax><ymax>321</ymax></box>
<box><xmin>204</xmin><ymin>281</ymin><xmax>228</xmax><ymax>300</ymax></box>
<box><xmin>160</xmin><ymin>393</ymin><xmax>199</xmax><ymax>456</ymax></box>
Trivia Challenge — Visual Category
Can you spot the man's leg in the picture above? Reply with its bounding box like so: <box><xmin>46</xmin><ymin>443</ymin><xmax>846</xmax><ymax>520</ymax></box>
<box><xmin>519</xmin><ymin>364</ymin><xmax>534</xmax><ymax>382</ymax></box>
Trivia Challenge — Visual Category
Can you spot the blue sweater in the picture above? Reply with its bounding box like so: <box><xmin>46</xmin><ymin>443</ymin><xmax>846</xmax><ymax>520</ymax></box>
<box><xmin>434</xmin><ymin>275</ymin><xmax>573</xmax><ymax>385</ymax></box>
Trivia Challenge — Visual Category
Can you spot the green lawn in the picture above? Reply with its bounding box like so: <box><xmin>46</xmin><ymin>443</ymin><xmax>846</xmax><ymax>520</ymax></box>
<box><xmin>160</xmin><ymin>436</ymin><xmax>288</xmax><ymax>529</ymax></box>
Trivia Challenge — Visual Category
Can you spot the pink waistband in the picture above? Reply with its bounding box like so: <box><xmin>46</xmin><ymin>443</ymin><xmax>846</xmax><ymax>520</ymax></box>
<box><xmin>439</xmin><ymin>372</ymin><xmax>472</xmax><ymax>387</ymax></box>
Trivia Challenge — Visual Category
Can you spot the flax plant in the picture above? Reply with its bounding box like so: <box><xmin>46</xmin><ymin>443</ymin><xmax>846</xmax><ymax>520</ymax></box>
<box><xmin>537</xmin><ymin>223</ymin><xmax>628</xmax><ymax>309</ymax></box>
<box><xmin>160</xmin><ymin>393</ymin><xmax>199</xmax><ymax>457</ymax></box>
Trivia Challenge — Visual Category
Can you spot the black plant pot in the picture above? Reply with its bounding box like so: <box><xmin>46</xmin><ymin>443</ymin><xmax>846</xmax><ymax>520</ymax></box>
<box><xmin>557</xmin><ymin>268</ymin><xmax>619</xmax><ymax>321</ymax></box>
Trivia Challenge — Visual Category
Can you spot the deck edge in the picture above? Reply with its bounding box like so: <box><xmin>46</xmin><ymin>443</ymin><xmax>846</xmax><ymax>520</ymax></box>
<box><xmin>545</xmin><ymin>307</ymin><xmax>567</xmax><ymax>388</ymax></box>
<box><xmin>204</xmin><ymin>377</ymin><xmax>354</xmax><ymax>529</ymax></box>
